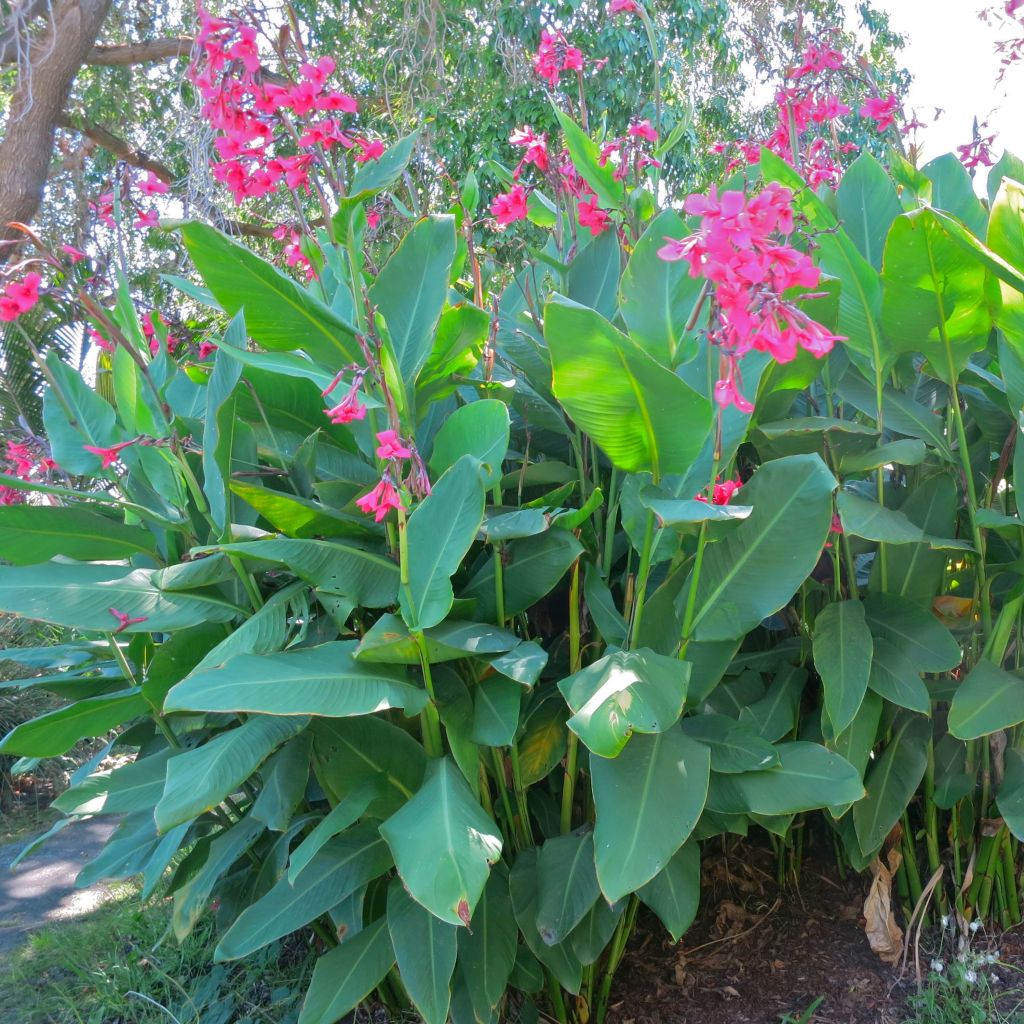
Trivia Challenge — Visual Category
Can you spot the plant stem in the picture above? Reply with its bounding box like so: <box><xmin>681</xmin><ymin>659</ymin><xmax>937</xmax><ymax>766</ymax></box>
<box><xmin>924</xmin><ymin>738</ymin><xmax>949</xmax><ymax>916</ymax></box>
<box><xmin>628</xmin><ymin>510</ymin><xmax>656</xmax><ymax>648</ymax></box>
<box><xmin>412</xmin><ymin>632</ymin><xmax>443</xmax><ymax>759</ymax></box>
<box><xmin>560</xmin><ymin>561</ymin><xmax>583</xmax><ymax>835</ymax></box>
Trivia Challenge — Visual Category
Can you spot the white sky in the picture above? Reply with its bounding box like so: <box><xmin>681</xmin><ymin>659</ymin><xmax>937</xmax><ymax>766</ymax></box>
<box><xmin>844</xmin><ymin>0</ymin><xmax>1024</xmax><ymax>163</ymax></box>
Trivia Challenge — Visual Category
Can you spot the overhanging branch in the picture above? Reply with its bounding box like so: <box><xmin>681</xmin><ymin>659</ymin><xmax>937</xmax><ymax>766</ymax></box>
<box><xmin>84</xmin><ymin>36</ymin><xmax>194</xmax><ymax>65</ymax></box>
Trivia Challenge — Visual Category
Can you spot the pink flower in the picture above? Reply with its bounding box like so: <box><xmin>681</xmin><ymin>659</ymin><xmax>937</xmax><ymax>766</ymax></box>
<box><xmin>0</xmin><ymin>273</ymin><xmax>42</xmax><ymax>321</ymax></box>
<box><xmin>713</xmin><ymin>376</ymin><xmax>754</xmax><ymax>414</ymax></box>
<box><xmin>325</xmin><ymin>396</ymin><xmax>367</xmax><ymax>424</ymax></box>
<box><xmin>88</xmin><ymin>328</ymin><xmax>114</xmax><ymax>353</ymax></box>
<box><xmin>609</xmin><ymin>0</ymin><xmax>640</xmax><ymax>12</ymax></box>
<box><xmin>84</xmin><ymin>439</ymin><xmax>137</xmax><ymax>469</ymax></box>
<box><xmin>317</xmin><ymin>91</ymin><xmax>358</xmax><ymax>113</ymax></box>
<box><xmin>696</xmin><ymin>477</ymin><xmax>742</xmax><ymax>505</ymax></box>
<box><xmin>628</xmin><ymin>119</ymin><xmax>658</xmax><ymax>143</ymax></box>
<box><xmin>356</xmin><ymin>477</ymin><xmax>405</xmax><ymax>522</ymax></box>
<box><xmin>789</xmin><ymin>43</ymin><xmax>844</xmax><ymax>79</ymax></box>
<box><xmin>491</xmin><ymin>185</ymin><xmax>528</xmax><ymax>227</ymax></box>
<box><xmin>134</xmin><ymin>209</ymin><xmax>160</xmax><ymax>230</ymax></box>
<box><xmin>108</xmin><ymin>607</ymin><xmax>148</xmax><ymax>633</ymax></box>
<box><xmin>510</xmin><ymin>126</ymin><xmax>550</xmax><ymax>175</ymax></box>
<box><xmin>577</xmin><ymin>196</ymin><xmax>611</xmax><ymax>235</ymax></box>
<box><xmin>859</xmin><ymin>93</ymin><xmax>899</xmax><ymax>133</ymax></box>
<box><xmin>137</xmin><ymin>172</ymin><xmax>170</xmax><ymax>196</ymax></box>
<box><xmin>353</xmin><ymin>138</ymin><xmax>385</xmax><ymax>163</ymax></box>
<box><xmin>198</xmin><ymin>341</ymin><xmax>218</xmax><ymax>359</ymax></box>
<box><xmin>375</xmin><ymin>429</ymin><xmax>412</xmax><ymax>460</ymax></box>
<box><xmin>534</xmin><ymin>29</ymin><xmax>585</xmax><ymax>87</ymax></box>
<box><xmin>366</xmin><ymin>209</ymin><xmax>381</xmax><ymax>229</ymax></box>
<box><xmin>62</xmin><ymin>244</ymin><xmax>87</xmax><ymax>264</ymax></box>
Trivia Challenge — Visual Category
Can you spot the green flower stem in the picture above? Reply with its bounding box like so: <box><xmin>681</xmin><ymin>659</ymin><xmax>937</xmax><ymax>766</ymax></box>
<box><xmin>977</xmin><ymin>825</ymin><xmax>1008</xmax><ymax>922</ymax></box>
<box><xmin>490</xmin><ymin>748</ymin><xmax>522</xmax><ymax>851</ymax></box>
<box><xmin>900</xmin><ymin>810</ymin><xmax>923</xmax><ymax>910</ymax></box>
<box><xmin>509</xmin><ymin>742</ymin><xmax>533</xmax><ymax>845</ymax></box>
<box><xmin>561</xmin><ymin>561</ymin><xmax>582</xmax><ymax>834</ymax></box>
<box><xmin>1001</xmin><ymin>828</ymin><xmax>1021</xmax><ymax>924</ymax></box>
<box><xmin>602</xmin><ymin>468</ymin><xmax>621</xmax><ymax>577</ymax></box>
<box><xmin>924</xmin><ymin>739</ymin><xmax>948</xmax><ymax>917</ymax></box>
<box><xmin>628</xmin><ymin>509</ymin><xmax>656</xmax><ymax>649</ymax></box>
<box><xmin>412</xmin><ymin>631</ymin><xmax>443</xmax><ymax>759</ymax></box>
<box><xmin>595</xmin><ymin>894</ymin><xmax>640</xmax><ymax>1024</ymax></box>
<box><xmin>545</xmin><ymin>968</ymin><xmax>569</xmax><ymax>1024</ymax></box>
<box><xmin>492</xmin><ymin>485</ymin><xmax>506</xmax><ymax>626</ymax></box>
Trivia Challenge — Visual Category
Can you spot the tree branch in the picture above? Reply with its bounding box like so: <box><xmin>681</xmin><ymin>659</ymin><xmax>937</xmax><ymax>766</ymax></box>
<box><xmin>0</xmin><ymin>0</ymin><xmax>50</xmax><ymax>65</ymax></box>
<box><xmin>58</xmin><ymin>113</ymin><xmax>277</xmax><ymax>239</ymax></box>
<box><xmin>84</xmin><ymin>36</ymin><xmax>193</xmax><ymax>65</ymax></box>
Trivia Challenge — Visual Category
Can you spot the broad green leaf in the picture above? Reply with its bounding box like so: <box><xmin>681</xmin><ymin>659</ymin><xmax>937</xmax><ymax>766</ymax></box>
<box><xmin>932</xmin><ymin>733</ymin><xmax>973</xmax><ymax>810</ymax></box>
<box><xmin>356</xmin><ymin>613</ymin><xmax>521</xmax><ymax>664</ymax></box>
<box><xmin>53</xmin><ymin>748</ymin><xmax>174</xmax><ymax>816</ymax></box>
<box><xmin>711</xmin><ymin>742</ymin><xmax>863</xmax><ymax>815</ymax></box>
<box><xmin>620</xmin><ymin>210</ymin><xmax>702</xmax><ymax>365</ymax></box>
<box><xmin>680</xmin><ymin>713</ymin><xmax>779</xmax><ymax>773</ymax></box>
<box><xmin>428</xmin><ymin>400</ymin><xmax>510</xmax><ymax>489</ymax></box>
<box><xmin>387</xmin><ymin>880</ymin><xmax>458</xmax><ymax>1024</ymax></box>
<box><xmin>567</xmin><ymin>229</ymin><xmax>621</xmax><ymax>321</ymax></box>
<box><xmin>166</xmin><ymin>641</ymin><xmax>428</xmax><ymax>718</ymax></box>
<box><xmin>949</xmin><ymin>659</ymin><xmax>1024</xmax><ymax>739</ymax></box>
<box><xmin>42</xmin><ymin>351</ymin><xmax>119</xmax><ymax>475</ymax></box>
<box><xmin>545</xmin><ymin>295</ymin><xmax>710</xmax><ymax>478</ymax></box>
<box><xmin>401</xmin><ymin>456</ymin><xmax>486</xmax><ymax>630</ymax></box>
<box><xmin>558</xmin><ymin>649</ymin><xmax>690</xmax><ymax>758</ymax></box>
<box><xmin>380</xmin><ymin>758</ymin><xmax>502</xmax><ymax>926</ymax></box>
<box><xmin>190</xmin><ymin>584</ymin><xmax>296</xmax><ymax>675</ymax></box>
<box><xmin>288</xmin><ymin>776</ymin><xmax>384</xmax><ymax>883</ymax></box>
<box><xmin>826</xmin><ymin>690</ymin><xmax>883</xmax><ymax>817</ymax></box>
<box><xmin>881</xmin><ymin>208</ymin><xmax>992</xmax><ymax>385</ymax></box>
<box><xmin>518</xmin><ymin>696</ymin><xmax>568</xmax><ymax>785</ymax></box>
<box><xmin>181</xmin><ymin>222</ymin><xmax>359</xmax><ymax>365</ymax></box>
<box><xmin>737</xmin><ymin>664</ymin><xmax>806</xmax><ymax>742</ymax></box>
<box><xmin>472</xmin><ymin>676</ymin><xmax>522</xmax><ymax>747</ymax></box>
<box><xmin>569</xmin><ymin>897</ymin><xmax>623</xmax><ymax>965</ymax></box>
<box><xmin>457</xmin><ymin>865</ymin><xmax>518</xmax><ymax>1019</ymax></box>
<box><xmin>462</xmin><ymin>529</ymin><xmax>583</xmax><ymax>620</ymax></box>
<box><xmin>370</xmin><ymin>214</ymin><xmax>456</xmax><ymax>380</ymax></box>
<box><xmin>0</xmin><ymin>561</ymin><xmax>238</xmax><ymax>633</ymax></box>
<box><xmin>840</xmin><ymin>491</ymin><xmax>947</xmax><ymax>546</ymax></box>
<box><xmin>142</xmin><ymin>623</ymin><xmax>227</xmax><ymax>710</ymax></box>
<box><xmin>813</xmin><ymin>601</ymin><xmax>873</xmax><ymax>734</ymax></box>
<box><xmin>349</xmin><ymin>130</ymin><xmax>419</xmax><ymax>198</ymax></box>
<box><xmin>299</xmin><ymin>917</ymin><xmax>395</xmax><ymax>1024</ymax></box>
<box><xmin>217</xmin><ymin>539</ymin><xmax>398</xmax><ymax>606</ymax></box>
<box><xmin>853</xmin><ymin>715</ymin><xmax>930</xmax><ymax>855</ymax></box>
<box><xmin>933</xmin><ymin>206</ymin><xmax>1024</xmax><ymax>297</ymax></box>
<box><xmin>836</xmin><ymin>152</ymin><xmax>902</xmax><ymax>270</ymax></box>
<box><xmin>640</xmin><ymin>489</ymin><xmax>751</xmax><ymax>527</ymax></box>
<box><xmin>591</xmin><ymin>727</ymin><xmax>709</xmax><ymax>902</ymax></box>
<box><xmin>489</xmin><ymin>640</ymin><xmax>547</xmax><ymax>687</ymax></box>
<box><xmin>509</xmin><ymin>848</ymin><xmax>583</xmax><ymax>994</ymax></box>
<box><xmin>312</xmin><ymin>716</ymin><xmax>426</xmax><ymax>818</ymax></box>
<box><xmin>217</xmin><ymin>823</ymin><xmax>392</xmax><ymax>960</ymax></box>
<box><xmin>988</xmin><ymin>151</ymin><xmax>1024</xmax><ymax>205</ymax></box>
<box><xmin>0</xmin><ymin>689</ymin><xmax>147</xmax><ymax>757</ymax></box>
<box><xmin>554</xmin><ymin>110</ymin><xmax>625</xmax><ymax>212</ymax></box>
<box><xmin>866</xmin><ymin>639</ymin><xmax>930</xmax><ymax>714</ymax></box>
<box><xmin>637</xmin><ymin>839</ymin><xmax>700</xmax><ymax>942</ymax></box>
<box><xmin>838</xmin><ymin>439</ymin><xmax>926</xmax><ymax>473</ymax></box>
<box><xmin>155</xmin><ymin>715</ymin><xmax>307</xmax><ymax>831</ymax></box>
<box><xmin>172</xmin><ymin>816</ymin><xmax>265</xmax><ymax>940</ymax></box>
<box><xmin>583</xmin><ymin>564</ymin><xmax>628</xmax><ymax>647</ymax></box>
<box><xmin>536</xmin><ymin>829</ymin><xmax>601</xmax><ymax>944</ymax></box>
<box><xmin>688</xmin><ymin>454</ymin><xmax>837</xmax><ymax>641</ymax></box>
<box><xmin>863</xmin><ymin>592</ymin><xmax>961</xmax><ymax>672</ymax></box>
<box><xmin>923</xmin><ymin>153</ymin><xmax>988</xmax><ymax>237</ymax></box>
<box><xmin>997</xmin><ymin>748</ymin><xmax>1024</xmax><ymax>842</ymax></box>
<box><xmin>0</xmin><ymin>506</ymin><xmax>157</xmax><ymax>565</ymax></box>
<box><xmin>873</xmin><ymin>474</ymin><xmax>958</xmax><ymax>606</ymax></box>
<box><xmin>251</xmin><ymin>733</ymin><xmax>313</xmax><ymax>830</ymax></box>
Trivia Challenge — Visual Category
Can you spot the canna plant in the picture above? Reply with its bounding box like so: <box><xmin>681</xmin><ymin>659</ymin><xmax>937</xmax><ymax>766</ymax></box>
<box><xmin>4</xmin><ymin>6</ymin><xmax>1024</xmax><ymax>1024</ymax></box>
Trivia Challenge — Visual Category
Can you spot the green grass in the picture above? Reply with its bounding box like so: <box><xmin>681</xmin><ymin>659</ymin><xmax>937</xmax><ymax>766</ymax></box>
<box><xmin>903</xmin><ymin>962</ymin><xmax>1024</xmax><ymax>1024</ymax></box>
<box><xmin>0</xmin><ymin>883</ymin><xmax>316</xmax><ymax>1024</ymax></box>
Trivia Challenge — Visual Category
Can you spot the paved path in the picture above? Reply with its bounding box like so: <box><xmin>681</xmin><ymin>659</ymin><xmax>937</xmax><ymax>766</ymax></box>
<box><xmin>0</xmin><ymin>818</ymin><xmax>118</xmax><ymax>953</ymax></box>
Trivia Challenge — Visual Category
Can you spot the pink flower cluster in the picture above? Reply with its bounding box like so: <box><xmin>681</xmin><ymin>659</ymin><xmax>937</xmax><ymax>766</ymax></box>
<box><xmin>142</xmin><ymin>311</ymin><xmax>179</xmax><ymax>357</ymax></box>
<box><xmin>91</xmin><ymin>172</ymin><xmax>168</xmax><ymax>233</ymax></box>
<box><xmin>858</xmin><ymin>94</ymin><xmax>899</xmax><ymax>133</ymax></box>
<box><xmin>0</xmin><ymin>273</ymin><xmax>41</xmax><ymax>322</ymax></box>
<box><xmin>355</xmin><ymin>430</ymin><xmax>414</xmax><ymax>522</ymax></box>
<box><xmin>658</xmin><ymin>183</ymin><xmax>843</xmax><ymax>412</ymax></box>
<box><xmin>609</xmin><ymin>0</ymin><xmax>641</xmax><ymax>13</ymax></box>
<box><xmin>695</xmin><ymin>477</ymin><xmax>742</xmax><ymax>505</ymax></box>
<box><xmin>189</xmin><ymin>5</ymin><xmax>371</xmax><ymax>212</ymax></box>
<box><xmin>958</xmin><ymin>131</ymin><xmax>997</xmax><ymax>170</ymax></box>
<box><xmin>534</xmin><ymin>29</ymin><xmax>585</xmax><ymax>88</ymax></box>
<box><xmin>322</xmin><ymin>367</ymin><xmax>368</xmax><ymax>424</ymax></box>
<box><xmin>0</xmin><ymin>438</ymin><xmax>57</xmax><ymax>504</ymax></box>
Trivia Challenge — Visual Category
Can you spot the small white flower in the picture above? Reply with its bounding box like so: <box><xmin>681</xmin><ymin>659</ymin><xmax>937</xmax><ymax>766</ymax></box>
<box><xmin>991</xmin><ymin>973</ymin><xmax>1001</xmax><ymax>985</ymax></box>
<box><xmin>970</xmin><ymin>920</ymin><xmax>981</xmax><ymax>933</ymax></box>
<box><xmin>930</xmin><ymin>959</ymin><xmax>944</xmax><ymax>973</ymax></box>
<box><xmin>986</xmin><ymin>951</ymin><xmax>999</xmax><ymax>964</ymax></box>
<box><xmin>941</xmin><ymin>915</ymin><xmax>950</xmax><ymax>929</ymax></box>
<box><xmin>965</xmin><ymin>968</ymin><xmax>978</xmax><ymax>984</ymax></box>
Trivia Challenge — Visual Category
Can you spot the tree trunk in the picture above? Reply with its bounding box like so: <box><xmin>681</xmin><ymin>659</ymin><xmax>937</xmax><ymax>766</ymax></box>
<box><xmin>0</xmin><ymin>0</ymin><xmax>112</xmax><ymax>253</ymax></box>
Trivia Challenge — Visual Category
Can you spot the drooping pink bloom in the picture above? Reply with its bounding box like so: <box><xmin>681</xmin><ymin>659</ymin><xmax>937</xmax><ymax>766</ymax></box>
<box><xmin>317</xmin><ymin>91</ymin><xmax>358</xmax><ymax>113</ymax></box>
<box><xmin>137</xmin><ymin>172</ymin><xmax>170</xmax><ymax>196</ymax></box>
<box><xmin>198</xmin><ymin>341</ymin><xmax>219</xmax><ymax>359</ymax></box>
<box><xmin>84</xmin><ymin>439</ymin><xmax>138</xmax><ymax>469</ymax></box>
<box><xmin>6</xmin><ymin>442</ymin><xmax>34</xmax><ymax>477</ymax></box>
<box><xmin>534</xmin><ymin>29</ymin><xmax>584</xmax><ymax>87</ymax></box>
<box><xmin>609</xmin><ymin>0</ymin><xmax>640</xmax><ymax>13</ymax></box>
<box><xmin>789</xmin><ymin>43</ymin><xmax>844</xmax><ymax>79</ymax></box>
<box><xmin>366</xmin><ymin>209</ymin><xmax>381</xmax><ymax>229</ymax></box>
<box><xmin>62</xmin><ymin>245</ymin><xmax>87</xmax><ymax>264</ymax></box>
<box><xmin>353</xmin><ymin>138</ymin><xmax>385</xmax><ymax>163</ymax></box>
<box><xmin>713</xmin><ymin>376</ymin><xmax>754</xmax><ymax>414</ymax></box>
<box><xmin>108</xmin><ymin>607</ymin><xmax>148</xmax><ymax>633</ymax></box>
<box><xmin>356</xmin><ymin>476</ymin><xmax>405</xmax><ymax>522</ymax></box>
<box><xmin>510</xmin><ymin>126</ymin><xmax>550</xmax><ymax>176</ymax></box>
<box><xmin>628</xmin><ymin>119</ymin><xmax>658</xmax><ymax>143</ymax></box>
<box><xmin>490</xmin><ymin>185</ymin><xmax>528</xmax><ymax>227</ymax></box>
<box><xmin>375</xmin><ymin>429</ymin><xmax>412</xmax><ymax>460</ymax></box>
<box><xmin>859</xmin><ymin>93</ymin><xmax>899</xmax><ymax>133</ymax></box>
<box><xmin>577</xmin><ymin>196</ymin><xmax>611</xmax><ymax>235</ymax></box>
<box><xmin>696</xmin><ymin>477</ymin><xmax>743</xmax><ymax>505</ymax></box>
<box><xmin>88</xmin><ymin>328</ymin><xmax>114</xmax><ymax>353</ymax></box>
<box><xmin>134</xmin><ymin>209</ymin><xmax>160</xmax><ymax>230</ymax></box>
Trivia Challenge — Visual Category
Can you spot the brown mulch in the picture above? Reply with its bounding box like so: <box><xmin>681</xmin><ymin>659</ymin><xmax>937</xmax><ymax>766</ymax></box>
<box><xmin>607</xmin><ymin>843</ymin><xmax>914</xmax><ymax>1024</ymax></box>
